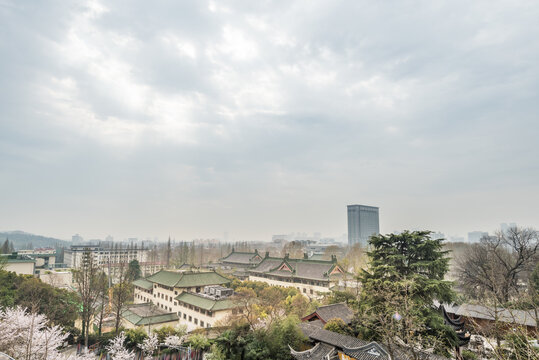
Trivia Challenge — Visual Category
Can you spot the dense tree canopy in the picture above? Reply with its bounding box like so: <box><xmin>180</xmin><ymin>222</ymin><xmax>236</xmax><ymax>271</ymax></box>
<box><xmin>357</xmin><ymin>231</ymin><xmax>457</xmax><ymax>356</ymax></box>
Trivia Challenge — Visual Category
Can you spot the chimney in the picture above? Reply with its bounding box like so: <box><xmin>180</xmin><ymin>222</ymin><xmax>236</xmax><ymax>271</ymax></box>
<box><xmin>303</xmin><ymin>253</ymin><xmax>308</xmax><ymax>259</ymax></box>
<box><xmin>265</xmin><ymin>251</ymin><xmax>269</xmax><ymax>258</ymax></box>
<box><xmin>331</xmin><ymin>255</ymin><xmax>337</xmax><ymax>263</ymax></box>
<box><xmin>284</xmin><ymin>253</ymin><xmax>289</xmax><ymax>260</ymax></box>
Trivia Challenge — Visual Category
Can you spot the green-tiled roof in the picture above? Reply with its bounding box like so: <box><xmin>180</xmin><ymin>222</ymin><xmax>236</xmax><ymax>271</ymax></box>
<box><xmin>133</xmin><ymin>278</ymin><xmax>153</xmax><ymax>290</ymax></box>
<box><xmin>146</xmin><ymin>270</ymin><xmax>230</xmax><ymax>288</ymax></box>
<box><xmin>175</xmin><ymin>292</ymin><xmax>237</xmax><ymax>311</ymax></box>
<box><xmin>121</xmin><ymin>304</ymin><xmax>178</xmax><ymax>326</ymax></box>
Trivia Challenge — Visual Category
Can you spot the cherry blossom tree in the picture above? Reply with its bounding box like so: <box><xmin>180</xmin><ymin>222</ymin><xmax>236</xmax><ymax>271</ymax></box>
<box><xmin>139</xmin><ymin>332</ymin><xmax>158</xmax><ymax>358</ymax></box>
<box><xmin>106</xmin><ymin>332</ymin><xmax>135</xmax><ymax>360</ymax></box>
<box><xmin>0</xmin><ymin>306</ymin><xmax>95</xmax><ymax>360</ymax></box>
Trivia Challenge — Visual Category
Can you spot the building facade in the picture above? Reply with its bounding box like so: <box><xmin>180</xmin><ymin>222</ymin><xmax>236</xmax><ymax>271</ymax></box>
<box><xmin>347</xmin><ymin>204</ymin><xmax>379</xmax><ymax>247</ymax></box>
<box><xmin>247</xmin><ymin>252</ymin><xmax>347</xmax><ymax>299</ymax></box>
<box><xmin>132</xmin><ymin>270</ymin><xmax>236</xmax><ymax>331</ymax></box>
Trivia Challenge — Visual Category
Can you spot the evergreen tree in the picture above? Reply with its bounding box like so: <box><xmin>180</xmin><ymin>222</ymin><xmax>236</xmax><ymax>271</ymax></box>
<box><xmin>357</xmin><ymin>231</ymin><xmax>457</xmax><ymax>356</ymax></box>
<box><xmin>1</xmin><ymin>239</ymin><xmax>10</xmax><ymax>254</ymax></box>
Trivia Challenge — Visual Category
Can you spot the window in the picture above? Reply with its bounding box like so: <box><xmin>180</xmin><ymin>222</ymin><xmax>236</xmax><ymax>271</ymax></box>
<box><xmin>174</xmin><ymin>301</ymin><xmax>177</xmax><ymax>306</ymax></box>
<box><xmin>183</xmin><ymin>314</ymin><xmax>186</xmax><ymax>319</ymax></box>
<box><xmin>194</xmin><ymin>319</ymin><xmax>198</xmax><ymax>325</ymax></box>
<box><xmin>189</xmin><ymin>316</ymin><xmax>192</xmax><ymax>322</ymax></box>
<box><xmin>303</xmin><ymin>288</ymin><xmax>306</xmax><ymax>293</ymax></box>
<box><xmin>201</xmin><ymin>321</ymin><xmax>204</xmax><ymax>327</ymax></box>
<box><xmin>310</xmin><ymin>289</ymin><xmax>313</xmax><ymax>294</ymax></box>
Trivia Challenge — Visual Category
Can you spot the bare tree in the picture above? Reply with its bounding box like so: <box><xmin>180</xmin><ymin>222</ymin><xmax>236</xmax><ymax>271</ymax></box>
<box><xmin>110</xmin><ymin>260</ymin><xmax>133</xmax><ymax>333</ymax></box>
<box><xmin>73</xmin><ymin>250</ymin><xmax>101</xmax><ymax>347</ymax></box>
<box><xmin>458</xmin><ymin>227</ymin><xmax>539</xmax><ymax>303</ymax></box>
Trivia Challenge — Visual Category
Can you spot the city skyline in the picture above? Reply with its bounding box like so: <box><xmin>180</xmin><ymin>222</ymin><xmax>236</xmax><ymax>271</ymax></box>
<box><xmin>1</xmin><ymin>1</ymin><xmax>539</xmax><ymax>241</ymax></box>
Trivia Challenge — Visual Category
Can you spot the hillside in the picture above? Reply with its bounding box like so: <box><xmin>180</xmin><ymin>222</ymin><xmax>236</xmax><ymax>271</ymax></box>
<box><xmin>0</xmin><ymin>231</ymin><xmax>70</xmax><ymax>250</ymax></box>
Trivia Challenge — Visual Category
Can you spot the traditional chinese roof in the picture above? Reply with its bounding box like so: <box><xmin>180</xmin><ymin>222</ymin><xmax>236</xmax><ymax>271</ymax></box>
<box><xmin>121</xmin><ymin>303</ymin><xmax>178</xmax><ymax>326</ymax></box>
<box><xmin>289</xmin><ymin>342</ymin><xmax>336</xmax><ymax>360</ymax></box>
<box><xmin>302</xmin><ymin>303</ymin><xmax>355</xmax><ymax>324</ymax></box>
<box><xmin>145</xmin><ymin>270</ymin><xmax>230</xmax><ymax>288</ymax></box>
<box><xmin>445</xmin><ymin>303</ymin><xmax>537</xmax><ymax>328</ymax></box>
<box><xmin>133</xmin><ymin>278</ymin><xmax>153</xmax><ymax>290</ymax></box>
<box><xmin>175</xmin><ymin>291</ymin><xmax>238</xmax><ymax>312</ymax></box>
<box><xmin>250</xmin><ymin>254</ymin><xmax>345</xmax><ymax>282</ymax></box>
<box><xmin>220</xmin><ymin>249</ymin><xmax>263</xmax><ymax>266</ymax></box>
<box><xmin>298</xmin><ymin>323</ymin><xmax>449</xmax><ymax>360</ymax></box>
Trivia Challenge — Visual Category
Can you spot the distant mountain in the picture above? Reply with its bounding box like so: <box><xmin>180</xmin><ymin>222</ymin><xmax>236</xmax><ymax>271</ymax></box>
<box><xmin>0</xmin><ymin>231</ymin><xmax>70</xmax><ymax>250</ymax></box>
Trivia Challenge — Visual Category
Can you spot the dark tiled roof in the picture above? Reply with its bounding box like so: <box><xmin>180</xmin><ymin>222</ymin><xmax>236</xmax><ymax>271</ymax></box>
<box><xmin>299</xmin><ymin>323</ymin><xmax>449</xmax><ymax>360</ymax></box>
<box><xmin>220</xmin><ymin>250</ymin><xmax>263</xmax><ymax>265</ymax></box>
<box><xmin>250</xmin><ymin>257</ymin><xmax>345</xmax><ymax>282</ymax></box>
<box><xmin>447</xmin><ymin>303</ymin><xmax>537</xmax><ymax>328</ymax></box>
<box><xmin>310</xmin><ymin>303</ymin><xmax>354</xmax><ymax>324</ymax></box>
<box><xmin>290</xmin><ymin>342</ymin><xmax>337</xmax><ymax>360</ymax></box>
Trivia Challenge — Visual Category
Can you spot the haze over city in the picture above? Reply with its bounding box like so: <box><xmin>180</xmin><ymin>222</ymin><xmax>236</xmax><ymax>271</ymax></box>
<box><xmin>1</xmin><ymin>1</ymin><xmax>539</xmax><ymax>241</ymax></box>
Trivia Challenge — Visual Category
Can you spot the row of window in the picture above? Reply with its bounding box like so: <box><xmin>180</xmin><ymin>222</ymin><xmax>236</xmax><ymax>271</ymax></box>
<box><xmin>178</xmin><ymin>311</ymin><xmax>211</xmax><ymax>328</ymax></box>
<box><xmin>252</xmin><ymin>274</ymin><xmax>328</xmax><ymax>287</ymax></box>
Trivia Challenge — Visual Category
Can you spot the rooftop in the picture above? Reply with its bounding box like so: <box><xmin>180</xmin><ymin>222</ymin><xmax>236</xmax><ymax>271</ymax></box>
<box><xmin>220</xmin><ymin>249</ymin><xmax>263</xmax><ymax>265</ymax></box>
<box><xmin>145</xmin><ymin>269</ymin><xmax>230</xmax><ymax>288</ymax></box>
<box><xmin>303</xmin><ymin>302</ymin><xmax>354</xmax><ymax>324</ymax></box>
<box><xmin>250</xmin><ymin>254</ymin><xmax>345</xmax><ymax>281</ymax></box>
<box><xmin>121</xmin><ymin>303</ymin><xmax>178</xmax><ymax>326</ymax></box>
<box><xmin>175</xmin><ymin>291</ymin><xmax>238</xmax><ymax>311</ymax></box>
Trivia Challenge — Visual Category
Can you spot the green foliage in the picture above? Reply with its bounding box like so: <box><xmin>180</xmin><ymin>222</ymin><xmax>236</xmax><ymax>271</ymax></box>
<box><xmin>323</xmin><ymin>318</ymin><xmax>354</xmax><ymax>336</ymax></box>
<box><xmin>214</xmin><ymin>316</ymin><xmax>307</xmax><ymax>360</ymax></box>
<box><xmin>357</xmin><ymin>231</ymin><xmax>458</xmax><ymax>354</ymax></box>
<box><xmin>189</xmin><ymin>333</ymin><xmax>211</xmax><ymax>350</ymax></box>
<box><xmin>124</xmin><ymin>327</ymin><xmax>147</xmax><ymax>349</ymax></box>
<box><xmin>504</xmin><ymin>332</ymin><xmax>539</xmax><ymax>360</ymax></box>
<box><xmin>461</xmin><ymin>349</ymin><xmax>478</xmax><ymax>360</ymax></box>
<box><xmin>127</xmin><ymin>260</ymin><xmax>142</xmax><ymax>281</ymax></box>
<box><xmin>0</xmin><ymin>270</ymin><xmax>80</xmax><ymax>328</ymax></box>
<box><xmin>325</xmin><ymin>290</ymin><xmax>358</xmax><ymax>308</ymax></box>
<box><xmin>152</xmin><ymin>325</ymin><xmax>185</xmax><ymax>343</ymax></box>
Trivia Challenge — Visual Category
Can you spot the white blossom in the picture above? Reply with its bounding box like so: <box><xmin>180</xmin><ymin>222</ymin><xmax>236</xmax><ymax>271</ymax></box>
<box><xmin>106</xmin><ymin>332</ymin><xmax>134</xmax><ymax>360</ymax></box>
<box><xmin>0</xmin><ymin>306</ymin><xmax>101</xmax><ymax>360</ymax></box>
<box><xmin>138</xmin><ymin>332</ymin><xmax>158</xmax><ymax>357</ymax></box>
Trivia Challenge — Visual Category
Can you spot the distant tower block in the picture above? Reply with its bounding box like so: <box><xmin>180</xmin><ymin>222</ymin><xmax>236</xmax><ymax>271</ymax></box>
<box><xmin>347</xmin><ymin>204</ymin><xmax>379</xmax><ymax>247</ymax></box>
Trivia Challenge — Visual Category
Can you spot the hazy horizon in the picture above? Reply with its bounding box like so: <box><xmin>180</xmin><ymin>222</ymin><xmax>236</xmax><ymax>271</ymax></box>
<box><xmin>1</xmin><ymin>1</ymin><xmax>538</xmax><ymax>242</ymax></box>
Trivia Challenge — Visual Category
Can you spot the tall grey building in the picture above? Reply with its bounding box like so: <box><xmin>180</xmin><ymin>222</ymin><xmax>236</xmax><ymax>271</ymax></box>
<box><xmin>347</xmin><ymin>204</ymin><xmax>380</xmax><ymax>247</ymax></box>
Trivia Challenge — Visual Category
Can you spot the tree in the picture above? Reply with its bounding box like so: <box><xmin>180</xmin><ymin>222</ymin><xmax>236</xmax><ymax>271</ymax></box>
<box><xmin>73</xmin><ymin>250</ymin><xmax>101</xmax><ymax>347</ymax></box>
<box><xmin>111</xmin><ymin>261</ymin><xmax>133</xmax><ymax>333</ymax></box>
<box><xmin>458</xmin><ymin>227</ymin><xmax>539</xmax><ymax>303</ymax></box>
<box><xmin>324</xmin><ymin>318</ymin><xmax>354</xmax><ymax>335</ymax></box>
<box><xmin>106</xmin><ymin>332</ymin><xmax>134</xmax><ymax>360</ymax></box>
<box><xmin>357</xmin><ymin>231</ymin><xmax>457</xmax><ymax>356</ymax></box>
<box><xmin>0</xmin><ymin>306</ymin><xmax>95</xmax><ymax>360</ymax></box>
<box><xmin>1</xmin><ymin>239</ymin><xmax>10</xmax><ymax>254</ymax></box>
<box><xmin>126</xmin><ymin>259</ymin><xmax>142</xmax><ymax>281</ymax></box>
<box><xmin>139</xmin><ymin>332</ymin><xmax>158</xmax><ymax>357</ymax></box>
<box><xmin>16</xmin><ymin>278</ymin><xmax>80</xmax><ymax>329</ymax></box>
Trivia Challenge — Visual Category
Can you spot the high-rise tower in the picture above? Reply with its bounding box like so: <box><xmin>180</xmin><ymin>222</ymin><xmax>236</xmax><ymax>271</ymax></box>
<box><xmin>347</xmin><ymin>204</ymin><xmax>379</xmax><ymax>247</ymax></box>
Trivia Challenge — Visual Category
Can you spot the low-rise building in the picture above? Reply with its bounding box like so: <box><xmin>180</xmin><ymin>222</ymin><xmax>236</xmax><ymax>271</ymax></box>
<box><xmin>121</xmin><ymin>303</ymin><xmax>179</xmax><ymax>332</ymax></box>
<box><xmin>302</xmin><ymin>302</ymin><xmax>354</xmax><ymax>326</ymax></box>
<box><xmin>133</xmin><ymin>269</ymin><xmax>233</xmax><ymax>330</ymax></box>
<box><xmin>219</xmin><ymin>248</ymin><xmax>263</xmax><ymax>269</ymax></box>
<box><xmin>175</xmin><ymin>285</ymin><xmax>239</xmax><ymax>331</ymax></box>
<box><xmin>248</xmin><ymin>252</ymin><xmax>347</xmax><ymax>298</ymax></box>
<box><xmin>1</xmin><ymin>253</ymin><xmax>35</xmax><ymax>275</ymax></box>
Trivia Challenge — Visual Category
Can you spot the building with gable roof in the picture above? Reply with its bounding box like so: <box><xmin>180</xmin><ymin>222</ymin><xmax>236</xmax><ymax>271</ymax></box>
<box><xmin>132</xmin><ymin>269</ymin><xmax>238</xmax><ymax>330</ymax></box>
<box><xmin>302</xmin><ymin>303</ymin><xmax>354</xmax><ymax>325</ymax></box>
<box><xmin>248</xmin><ymin>252</ymin><xmax>347</xmax><ymax>298</ymax></box>
<box><xmin>291</xmin><ymin>323</ymin><xmax>449</xmax><ymax>360</ymax></box>
<box><xmin>219</xmin><ymin>248</ymin><xmax>263</xmax><ymax>268</ymax></box>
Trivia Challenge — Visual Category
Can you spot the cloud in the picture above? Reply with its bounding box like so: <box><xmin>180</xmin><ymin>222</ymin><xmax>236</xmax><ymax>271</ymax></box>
<box><xmin>1</xmin><ymin>0</ymin><xmax>538</xmax><ymax>241</ymax></box>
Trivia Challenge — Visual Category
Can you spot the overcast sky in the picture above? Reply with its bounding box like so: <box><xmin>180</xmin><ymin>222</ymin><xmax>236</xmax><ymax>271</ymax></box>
<box><xmin>1</xmin><ymin>0</ymin><xmax>538</xmax><ymax>242</ymax></box>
